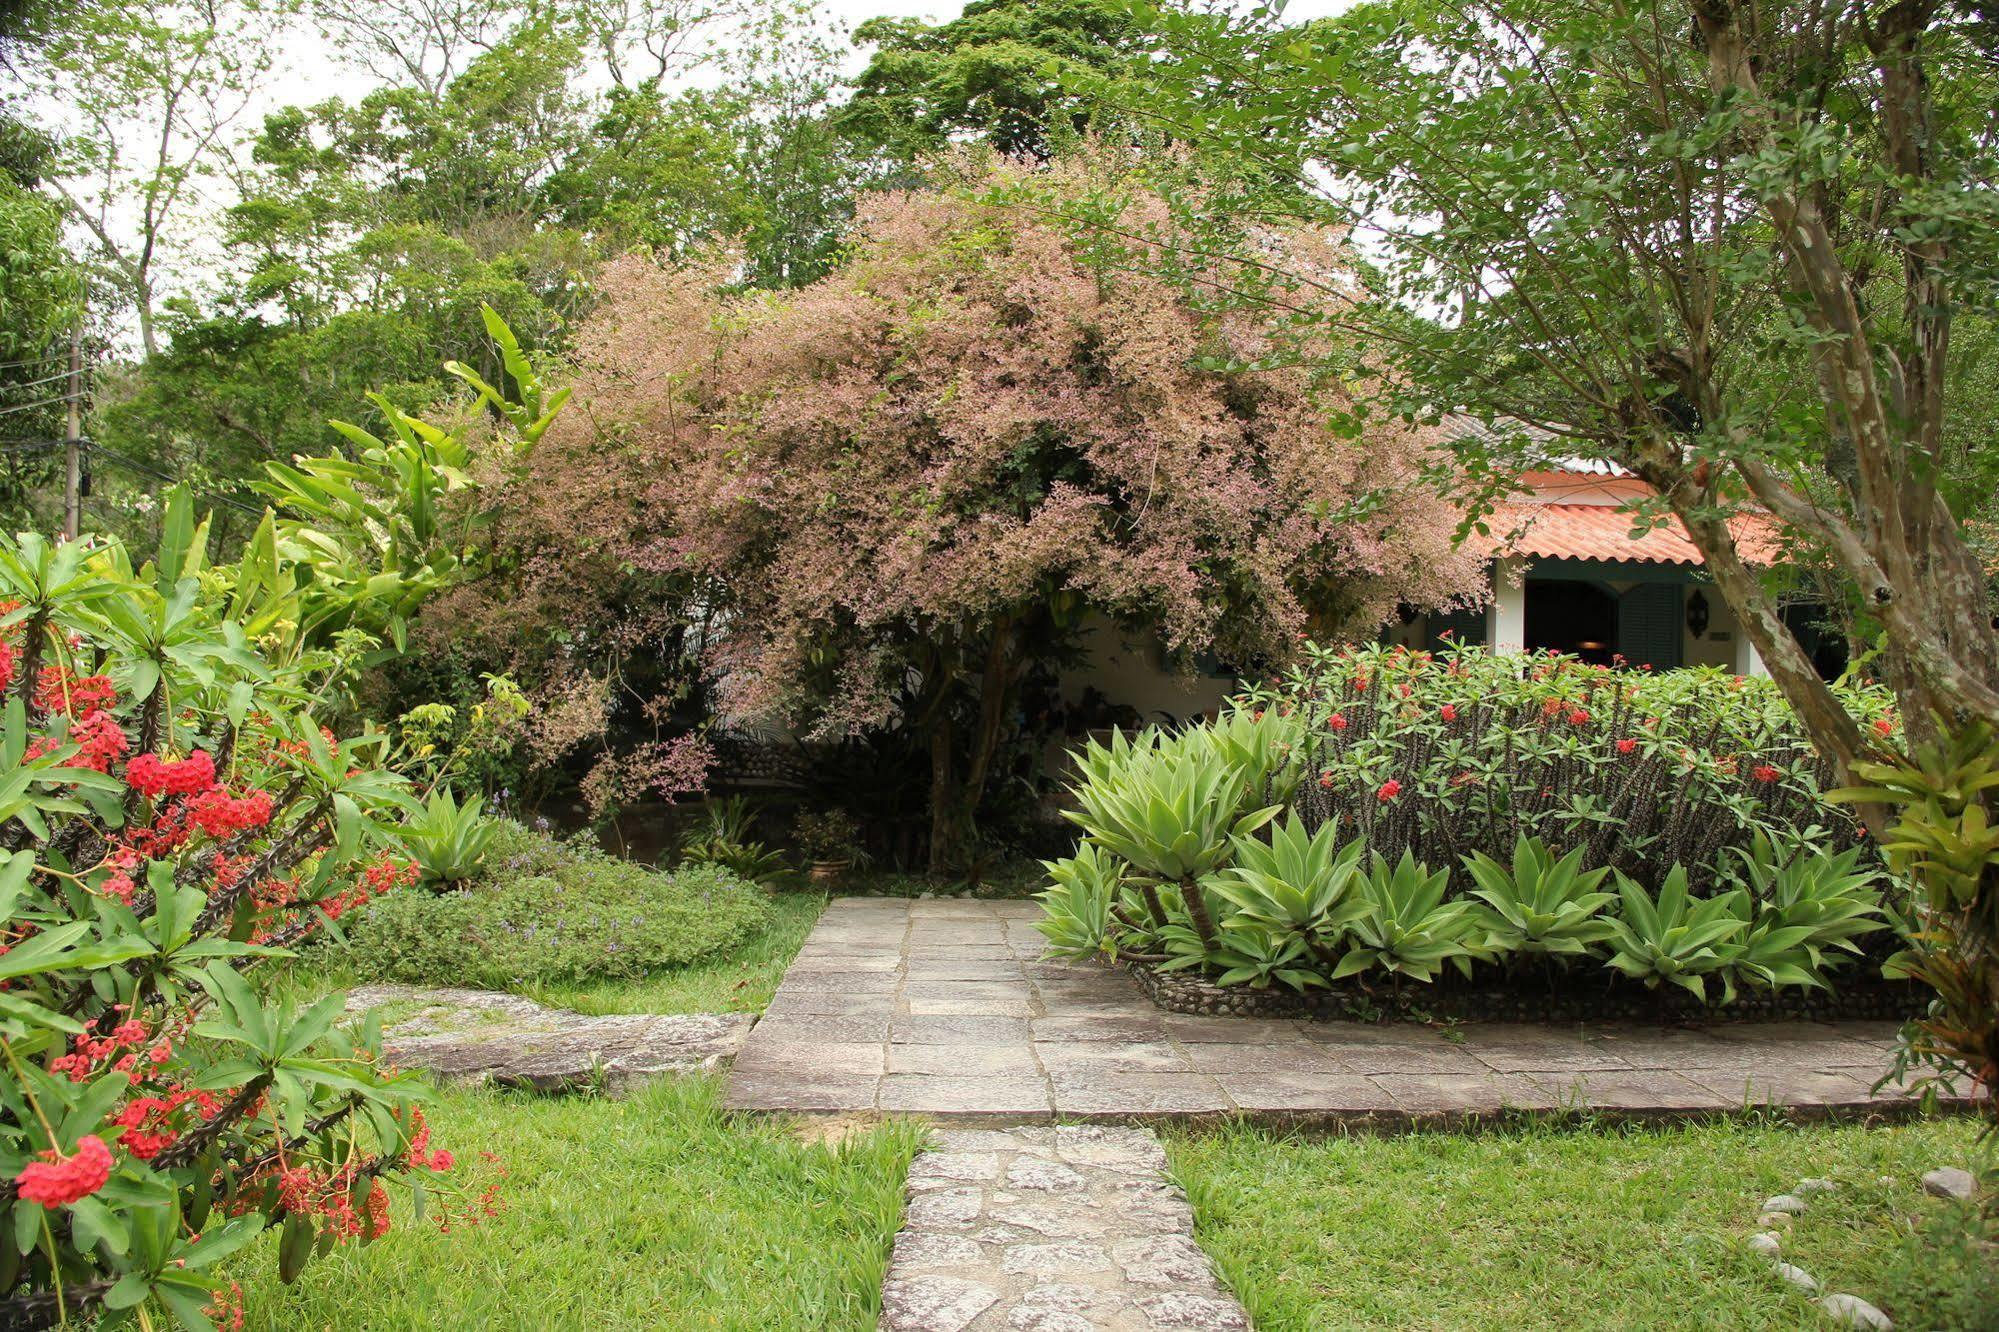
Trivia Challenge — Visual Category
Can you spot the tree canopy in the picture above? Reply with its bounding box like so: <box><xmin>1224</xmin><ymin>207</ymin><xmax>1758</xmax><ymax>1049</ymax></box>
<box><xmin>496</xmin><ymin>153</ymin><xmax>1483</xmax><ymax>869</ymax></box>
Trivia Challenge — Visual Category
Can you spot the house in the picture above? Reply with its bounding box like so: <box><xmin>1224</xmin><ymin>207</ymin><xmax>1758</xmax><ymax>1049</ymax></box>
<box><xmin>1057</xmin><ymin>462</ymin><xmax>1836</xmax><ymax>735</ymax></box>
<box><xmin>1387</xmin><ymin>463</ymin><xmax>1790</xmax><ymax>675</ymax></box>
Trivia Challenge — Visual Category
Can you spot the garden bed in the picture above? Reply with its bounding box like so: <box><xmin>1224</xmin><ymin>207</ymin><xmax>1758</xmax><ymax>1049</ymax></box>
<box><xmin>1125</xmin><ymin>959</ymin><xmax>1926</xmax><ymax>1026</ymax></box>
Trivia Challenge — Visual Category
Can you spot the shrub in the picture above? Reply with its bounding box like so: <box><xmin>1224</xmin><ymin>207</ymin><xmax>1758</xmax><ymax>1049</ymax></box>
<box><xmin>1040</xmin><ymin>645</ymin><xmax>1897</xmax><ymax>1008</ymax></box>
<box><xmin>346</xmin><ymin>822</ymin><xmax>771</xmax><ymax>988</ymax></box>
<box><xmin>0</xmin><ymin>527</ymin><xmax>462</xmax><ymax>1329</ymax></box>
<box><xmin>1250</xmin><ymin>642</ymin><xmax>1892</xmax><ymax>890</ymax></box>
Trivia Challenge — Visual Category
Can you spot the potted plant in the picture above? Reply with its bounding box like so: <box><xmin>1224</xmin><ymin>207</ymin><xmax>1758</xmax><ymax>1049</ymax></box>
<box><xmin>796</xmin><ymin>809</ymin><xmax>865</xmax><ymax>884</ymax></box>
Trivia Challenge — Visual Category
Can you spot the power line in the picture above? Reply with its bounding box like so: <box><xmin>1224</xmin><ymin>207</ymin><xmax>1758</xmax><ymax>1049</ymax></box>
<box><xmin>0</xmin><ymin>353</ymin><xmax>71</xmax><ymax>372</ymax></box>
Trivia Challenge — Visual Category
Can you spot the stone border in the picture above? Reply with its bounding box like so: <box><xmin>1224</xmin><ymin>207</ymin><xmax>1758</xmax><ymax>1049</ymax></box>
<box><xmin>1126</xmin><ymin>958</ymin><xmax>1923</xmax><ymax>1026</ymax></box>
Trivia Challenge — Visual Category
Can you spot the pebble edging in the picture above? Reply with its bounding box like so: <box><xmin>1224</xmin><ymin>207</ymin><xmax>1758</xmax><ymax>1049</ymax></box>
<box><xmin>1735</xmin><ymin>1164</ymin><xmax>1985</xmax><ymax>1330</ymax></box>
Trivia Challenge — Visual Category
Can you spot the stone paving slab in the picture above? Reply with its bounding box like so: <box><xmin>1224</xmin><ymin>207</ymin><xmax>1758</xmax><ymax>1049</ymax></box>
<box><xmin>725</xmin><ymin>897</ymin><xmax>1984</xmax><ymax>1123</ymax></box>
<box><xmin>345</xmin><ymin>985</ymin><xmax>752</xmax><ymax>1092</ymax></box>
<box><xmin>878</xmin><ymin>1125</ymin><xmax>1250</xmax><ymax>1332</ymax></box>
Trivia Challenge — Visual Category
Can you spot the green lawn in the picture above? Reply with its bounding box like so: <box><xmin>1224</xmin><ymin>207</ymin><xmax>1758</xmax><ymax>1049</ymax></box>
<box><xmin>228</xmin><ymin>1077</ymin><xmax>922</xmax><ymax>1331</ymax></box>
<box><xmin>1168</xmin><ymin>1115</ymin><xmax>1995</xmax><ymax>1331</ymax></box>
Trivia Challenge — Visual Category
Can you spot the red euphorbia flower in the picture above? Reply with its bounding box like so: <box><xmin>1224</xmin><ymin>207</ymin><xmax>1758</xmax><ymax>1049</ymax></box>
<box><xmin>15</xmin><ymin>1135</ymin><xmax>113</xmax><ymax>1207</ymax></box>
<box><xmin>1327</xmin><ymin>713</ymin><xmax>1348</xmax><ymax>731</ymax></box>
<box><xmin>1439</xmin><ymin>704</ymin><xmax>1458</xmax><ymax>722</ymax></box>
<box><xmin>1376</xmin><ymin>778</ymin><xmax>1402</xmax><ymax>801</ymax></box>
<box><xmin>125</xmin><ymin>749</ymin><xmax>218</xmax><ymax>799</ymax></box>
<box><xmin>1616</xmin><ymin>738</ymin><xmax>1637</xmax><ymax>755</ymax></box>
<box><xmin>1752</xmin><ymin>764</ymin><xmax>1782</xmax><ymax>784</ymax></box>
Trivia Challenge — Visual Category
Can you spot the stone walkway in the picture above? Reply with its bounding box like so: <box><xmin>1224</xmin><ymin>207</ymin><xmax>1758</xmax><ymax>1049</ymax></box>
<box><xmin>726</xmin><ymin>897</ymin><xmax>1955</xmax><ymax>1123</ymax></box>
<box><xmin>880</xmin><ymin>1126</ymin><xmax>1249</xmax><ymax>1332</ymax></box>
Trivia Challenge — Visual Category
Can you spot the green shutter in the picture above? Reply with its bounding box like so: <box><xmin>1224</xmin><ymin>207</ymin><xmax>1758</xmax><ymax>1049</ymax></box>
<box><xmin>1617</xmin><ymin>582</ymin><xmax>1683</xmax><ymax>670</ymax></box>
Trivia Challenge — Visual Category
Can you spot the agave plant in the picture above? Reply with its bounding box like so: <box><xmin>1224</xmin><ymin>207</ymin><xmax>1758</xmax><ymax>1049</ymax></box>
<box><xmin>1719</xmin><ymin>894</ymin><xmax>1823</xmax><ymax>1000</ymax></box>
<box><xmin>1204</xmin><ymin>705</ymin><xmax>1309</xmax><ymax>809</ymax></box>
<box><xmin>1036</xmin><ymin>842</ymin><xmax>1121</xmax><ymax>957</ymax></box>
<box><xmin>1063</xmin><ymin>731</ymin><xmax>1279</xmax><ymax>951</ymax></box>
<box><xmin>1462</xmin><ymin>835</ymin><xmax>1617</xmax><ymax>959</ymax></box>
<box><xmin>1333</xmin><ymin>850</ymin><xmax>1487</xmax><ymax>983</ymax></box>
<box><xmin>1208</xmin><ymin>918</ymin><xmax>1327</xmax><ymax>991</ymax></box>
<box><xmin>404</xmin><ymin>788</ymin><xmax>498</xmax><ymax>885</ymax></box>
<box><xmin>678</xmin><ymin>796</ymin><xmax>796</xmax><ymax>888</ymax></box>
<box><xmin>1726</xmin><ymin>831</ymin><xmax>1886</xmax><ymax>973</ymax></box>
<box><xmin>1210</xmin><ymin>813</ymin><xmax>1365</xmax><ymax>968</ymax></box>
<box><xmin>1602</xmin><ymin>866</ymin><xmax>1748</xmax><ymax>1002</ymax></box>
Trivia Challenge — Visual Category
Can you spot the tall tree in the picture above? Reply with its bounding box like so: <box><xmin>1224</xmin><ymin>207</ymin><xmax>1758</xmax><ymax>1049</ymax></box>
<box><xmin>842</xmin><ymin>0</ymin><xmax>1143</xmax><ymax>160</ymax></box>
<box><xmin>28</xmin><ymin>0</ymin><xmax>288</xmax><ymax>357</ymax></box>
<box><xmin>1109</xmin><ymin>0</ymin><xmax>1999</xmax><ymax>779</ymax></box>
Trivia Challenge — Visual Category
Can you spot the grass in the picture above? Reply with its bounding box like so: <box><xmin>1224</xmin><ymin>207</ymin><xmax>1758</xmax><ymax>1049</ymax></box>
<box><xmin>226</xmin><ymin>1077</ymin><xmax>923</xmax><ymax>1331</ymax></box>
<box><xmin>1167</xmin><ymin>1114</ymin><xmax>1995</xmax><ymax>1331</ymax></box>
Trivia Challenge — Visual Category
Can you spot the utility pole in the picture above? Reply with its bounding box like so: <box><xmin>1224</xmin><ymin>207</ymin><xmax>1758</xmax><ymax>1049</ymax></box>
<box><xmin>62</xmin><ymin>324</ymin><xmax>81</xmax><ymax>541</ymax></box>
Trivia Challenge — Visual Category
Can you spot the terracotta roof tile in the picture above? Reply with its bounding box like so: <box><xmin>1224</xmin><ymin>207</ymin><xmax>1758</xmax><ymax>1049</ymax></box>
<box><xmin>1476</xmin><ymin>502</ymin><xmax>1781</xmax><ymax>566</ymax></box>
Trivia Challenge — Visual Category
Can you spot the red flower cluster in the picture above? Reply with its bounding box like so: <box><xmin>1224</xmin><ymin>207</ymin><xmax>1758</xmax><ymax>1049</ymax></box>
<box><xmin>50</xmin><ymin>1016</ymin><xmax>159</xmax><ymax>1082</ymax></box>
<box><xmin>34</xmin><ymin>666</ymin><xmax>117</xmax><ymax>718</ymax></box>
<box><xmin>1752</xmin><ymin>764</ymin><xmax>1782</xmax><ymax>784</ymax></box>
<box><xmin>313</xmin><ymin>856</ymin><xmax>418</xmax><ymax>924</ymax></box>
<box><xmin>14</xmin><ymin>1135</ymin><xmax>113</xmax><ymax>1207</ymax></box>
<box><xmin>204</xmin><ymin>1282</ymin><xmax>247</xmax><ymax>1332</ymax></box>
<box><xmin>67</xmin><ymin>711</ymin><xmax>129</xmax><ymax>772</ymax></box>
<box><xmin>1327</xmin><ymin>713</ymin><xmax>1349</xmax><ymax>731</ymax></box>
<box><xmin>1616</xmin><ymin>738</ymin><xmax>1638</xmax><ymax>755</ymax></box>
<box><xmin>110</xmin><ymin>1084</ymin><xmax>222</xmax><ymax>1160</ymax></box>
<box><xmin>405</xmin><ymin>1107</ymin><xmax>454</xmax><ymax>1173</ymax></box>
<box><xmin>1439</xmin><ymin>704</ymin><xmax>1458</xmax><ymax>722</ymax></box>
<box><xmin>125</xmin><ymin>749</ymin><xmax>217</xmax><ymax>798</ymax></box>
<box><xmin>188</xmin><ymin>788</ymin><xmax>275</xmax><ymax>839</ymax></box>
<box><xmin>1376</xmin><ymin>778</ymin><xmax>1403</xmax><ymax>801</ymax></box>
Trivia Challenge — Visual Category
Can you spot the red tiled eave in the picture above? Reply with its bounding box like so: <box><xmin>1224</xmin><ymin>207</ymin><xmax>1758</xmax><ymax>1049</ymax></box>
<box><xmin>1474</xmin><ymin>501</ymin><xmax>1782</xmax><ymax>566</ymax></box>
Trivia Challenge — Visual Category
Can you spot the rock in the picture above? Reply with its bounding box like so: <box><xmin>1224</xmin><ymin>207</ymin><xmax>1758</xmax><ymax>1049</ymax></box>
<box><xmin>999</xmin><ymin>1242</ymin><xmax>1114</xmax><ymax>1277</ymax></box>
<box><xmin>343</xmin><ymin>985</ymin><xmax>751</xmax><ymax>1092</ymax></box>
<box><xmin>906</xmin><ymin>1187</ymin><xmax>986</xmax><ymax>1229</ymax></box>
<box><xmin>880</xmin><ymin>1274</ymin><xmax>1001</xmax><ymax>1332</ymax></box>
<box><xmin>891</xmin><ymin>1232</ymin><xmax>987</xmax><ymax>1269</ymax></box>
<box><xmin>1132</xmin><ymin>1290</ymin><xmax>1253</xmax><ymax>1331</ymax></box>
<box><xmin>1112</xmin><ymin>1235</ymin><xmax>1215</xmax><ymax>1286</ymax></box>
<box><xmin>1746</xmin><ymin>1232</ymin><xmax>1782</xmax><ymax>1259</ymax></box>
<box><xmin>1795</xmin><ymin>1177</ymin><xmax>1837</xmax><ymax>1194</ymax></box>
<box><xmin>1006</xmin><ymin>1310</ymin><xmax>1096</xmax><ymax>1332</ymax></box>
<box><xmin>1818</xmin><ymin>1294</ymin><xmax>1893</xmax><ymax>1330</ymax></box>
<box><xmin>1007</xmin><ymin>1157</ymin><xmax>1089</xmax><ymax>1192</ymax></box>
<box><xmin>1761</xmin><ymin>1194</ymin><xmax>1808</xmax><ymax>1215</ymax></box>
<box><xmin>1921</xmin><ymin>1167</ymin><xmax>1975</xmax><ymax>1202</ymax></box>
<box><xmin>1756</xmin><ymin>1211</ymin><xmax>1794</xmax><ymax>1230</ymax></box>
<box><xmin>910</xmin><ymin>1152</ymin><xmax>1003</xmax><ymax>1183</ymax></box>
<box><xmin>1774</xmin><ymin>1263</ymin><xmax>1821</xmax><ymax>1294</ymax></box>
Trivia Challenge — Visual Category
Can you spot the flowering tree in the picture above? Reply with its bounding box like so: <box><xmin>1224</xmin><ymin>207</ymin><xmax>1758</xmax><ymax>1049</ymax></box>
<box><xmin>518</xmin><ymin>154</ymin><xmax>1483</xmax><ymax>870</ymax></box>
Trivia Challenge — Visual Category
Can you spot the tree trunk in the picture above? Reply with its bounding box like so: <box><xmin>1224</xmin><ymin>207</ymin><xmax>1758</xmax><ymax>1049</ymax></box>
<box><xmin>922</xmin><ymin>619</ymin><xmax>1023</xmax><ymax>876</ymax></box>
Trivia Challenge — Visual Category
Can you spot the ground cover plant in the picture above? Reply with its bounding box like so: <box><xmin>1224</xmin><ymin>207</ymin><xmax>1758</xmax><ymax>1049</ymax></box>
<box><xmin>1168</xmin><ymin>1116</ymin><xmax>1992</xmax><ymax>1331</ymax></box>
<box><xmin>341</xmin><ymin>820</ymin><xmax>772</xmax><ymax>991</ymax></box>
<box><xmin>222</xmin><ymin>1077</ymin><xmax>924</xmax><ymax>1332</ymax></box>
<box><xmin>1039</xmin><ymin>644</ymin><xmax>1902</xmax><ymax>1007</ymax></box>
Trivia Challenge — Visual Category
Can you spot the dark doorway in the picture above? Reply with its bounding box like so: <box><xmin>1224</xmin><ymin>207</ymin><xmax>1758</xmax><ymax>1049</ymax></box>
<box><xmin>1525</xmin><ymin>580</ymin><xmax>1618</xmax><ymax>665</ymax></box>
<box><xmin>1781</xmin><ymin>601</ymin><xmax>1851</xmax><ymax>681</ymax></box>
